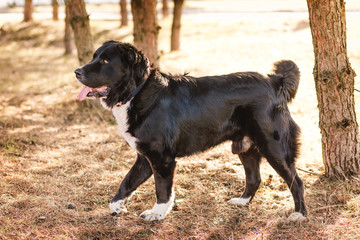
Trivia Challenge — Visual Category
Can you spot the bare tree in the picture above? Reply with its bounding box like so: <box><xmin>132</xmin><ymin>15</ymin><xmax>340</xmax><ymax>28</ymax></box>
<box><xmin>52</xmin><ymin>0</ymin><xmax>59</xmax><ymax>21</ymax></box>
<box><xmin>307</xmin><ymin>0</ymin><xmax>360</xmax><ymax>179</ymax></box>
<box><xmin>120</xmin><ymin>0</ymin><xmax>128</xmax><ymax>27</ymax></box>
<box><xmin>24</xmin><ymin>0</ymin><xmax>33</xmax><ymax>22</ymax></box>
<box><xmin>64</xmin><ymin>3</ymin><xmax>73</xmax><ymax>55</ymax></box>
<box><xmin>162</xmin><ymin>0</ymin><xmax>169</xmax><ymax>18</ymax></box>
<box><xmin>131</xmin><ymin>0</ymin><xmax>159</xmax><ymax>67</ymax></box>
<box><xmin>171</xmin><ymin>0</ymin><xmax>184</xmax><ymax>51</ymax></box>
<box><xmin>66</xmin><ymin>0</ymin><xmax>94</xmax><ymax>65</ymax></box>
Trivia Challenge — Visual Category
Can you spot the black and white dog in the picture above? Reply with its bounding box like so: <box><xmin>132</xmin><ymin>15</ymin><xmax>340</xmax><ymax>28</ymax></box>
<box><xmin>75</xmin><ymin>41</ymin><xmax>306</xmax><ymax>221</ymax></box>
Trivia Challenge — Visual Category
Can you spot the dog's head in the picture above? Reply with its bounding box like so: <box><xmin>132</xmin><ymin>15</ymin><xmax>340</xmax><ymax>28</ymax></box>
<box><xmin>75</xmin><ymin>41</ymin><xmax>150</xmax><ymax>107</ymax></box>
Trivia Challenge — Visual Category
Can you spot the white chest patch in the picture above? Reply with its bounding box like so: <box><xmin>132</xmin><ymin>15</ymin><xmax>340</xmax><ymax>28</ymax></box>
<box><xmin>112</xmin><ymin>102</ymin><xmax>138</xmax><ymax>150</ymax></box>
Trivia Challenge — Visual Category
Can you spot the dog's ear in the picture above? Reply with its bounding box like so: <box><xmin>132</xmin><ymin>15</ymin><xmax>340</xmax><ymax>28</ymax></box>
<box><xmin>117</xmin><ymin>43</ymin><xmax>149</xmax><ymax>84</ymax></box>
<box><xmin>129</xmin><ymin>49</ymin><xmax>149</xmax><ymax>84</ymax></box>
<box><xmin>133</xmin><ymin>52</ymin><xmax>149</xmax><ymax>84</ymax></box>
<box><xmin>114</xmin><ymin>42</ymin><xmax>137</xmax><ymax>66</ymax></box>
<box><xmin>127</xmin><ymin>50</ymin><xmax>136</xmax><ymax>65</ymax></box>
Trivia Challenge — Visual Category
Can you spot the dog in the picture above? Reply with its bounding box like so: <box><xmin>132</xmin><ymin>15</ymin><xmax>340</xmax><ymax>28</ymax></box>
<box><xmin>75</xmin><ymin>41</ymin><xmax>306</xmax><ymax>221</ymax></box>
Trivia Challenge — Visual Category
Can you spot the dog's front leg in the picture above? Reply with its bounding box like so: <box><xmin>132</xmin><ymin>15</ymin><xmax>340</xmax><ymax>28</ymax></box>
<box><xmin>140</xmin><ymin>155</ymin><xmax>176</xmax><ymax>221</ymax></box>
<box><xmin>110</xmin><ymin>154</ymin><xmax>153</xmax><ymax>215</ymax></box>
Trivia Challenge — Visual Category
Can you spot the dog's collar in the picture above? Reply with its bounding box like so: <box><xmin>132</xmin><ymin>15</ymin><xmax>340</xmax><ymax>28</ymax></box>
<box><xmin>121</xmin><ymin>79</ymin><xmax>147</xmax><ymax>105</ymax></box>
<box><xmin>117</xmin><ymin>57</ymin><xmax>151</xmax><ymax>107</ymax></box>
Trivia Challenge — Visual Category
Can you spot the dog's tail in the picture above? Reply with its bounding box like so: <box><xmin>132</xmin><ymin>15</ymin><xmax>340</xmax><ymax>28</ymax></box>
<box><xmin>270</xmin><ymin>60</ymin><xmax>300</xmax><ymax>102</ymax></box>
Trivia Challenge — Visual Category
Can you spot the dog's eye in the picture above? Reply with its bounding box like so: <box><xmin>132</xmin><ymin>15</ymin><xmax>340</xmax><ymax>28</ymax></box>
<box><xmin>101</xmin><ymin>59</ymin><xmax>109</xmax><ymax>64</ymax></box>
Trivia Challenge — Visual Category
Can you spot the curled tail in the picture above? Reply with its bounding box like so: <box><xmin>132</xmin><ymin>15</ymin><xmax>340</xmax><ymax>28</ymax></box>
<box><xmin>270</xmin><ymin>60</ymin><xmax>300</xmax><ymax>102</ymax></box>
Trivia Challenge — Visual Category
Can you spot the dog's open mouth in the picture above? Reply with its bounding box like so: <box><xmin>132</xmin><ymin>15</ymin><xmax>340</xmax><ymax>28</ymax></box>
<box><xmin>77</xmin><ymin>86</ymin><xmax>110</xmax><ymax>101</ymax></box>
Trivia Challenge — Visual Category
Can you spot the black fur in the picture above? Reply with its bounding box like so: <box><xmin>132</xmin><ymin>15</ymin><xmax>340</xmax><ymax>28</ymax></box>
<box><xmin>75</xmin><ymin>41</ymin><xmax>307</xmax><ymax>218</ymax></box>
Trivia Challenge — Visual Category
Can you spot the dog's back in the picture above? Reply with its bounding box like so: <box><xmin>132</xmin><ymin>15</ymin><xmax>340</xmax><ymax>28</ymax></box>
<box><xmin>134</xmin><ymin>61</ymin><xmax>300</xmax><ymax>158</ymax></box>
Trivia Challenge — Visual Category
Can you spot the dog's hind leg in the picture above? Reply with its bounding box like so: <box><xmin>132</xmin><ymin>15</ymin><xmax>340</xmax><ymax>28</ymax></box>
<box><xmin>261</xmin><ymin>146</ymin><xmax>307</xmax><ymax>219</ymax></box>
<box><xmin>110</xmin><ymin>154</ymin><xmax>153</xmax><ymax>215</ymax></box>
<box><xmin>229</xmin><ymin>147</ymin><xmax>262</xmax><ymax>206</ymax></box>
<box><xmin>140</xmin><ymin>155</ymin><xmax>176</xmax><ymax>221</ymax></box>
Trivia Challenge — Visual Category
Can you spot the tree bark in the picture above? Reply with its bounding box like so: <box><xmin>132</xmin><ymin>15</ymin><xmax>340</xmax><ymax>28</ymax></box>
<box><xmin>66</xmin><ymin>0</ymin><xmax>94</xmax><ymax>65</ymax></box>
<box><xmin>23</xmin><ymin>0</ymin><xmax>33</xmax><ymax>22</ymax></box>
<box><xmin>64</xmin><ymin>4</ymin><xmax>73</xmax><ymax>55</ymax></box>
<box><xmin>162</xmin><ymin>0</ymin><xmax>169</xmax><ymax>18</ymax></box>
<box><xmin>52</xmin><ymin>0</ymin><xmax>59</xmax><ymax>21</ymax></box>
<box><xmin>307</xmin><ymin>0</ymin><xmax>360</xmax><ymax>179</ymax></box>
<box><xmin>171</xmin><ymin>0</ymin><xmax>184</xmax><ymax>51</ymax></box>
<box><xmin>131</xmin><ymin>0</ymin><xmax>159</xmax><ymax>67</ymax></box>
<box><xmin>120</xmin><ymin>0</ymin><xmax>128</xmax><ymax>27</ymax></box>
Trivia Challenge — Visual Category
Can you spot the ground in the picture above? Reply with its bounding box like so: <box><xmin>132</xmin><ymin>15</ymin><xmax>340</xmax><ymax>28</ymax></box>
<box><xmin>1</xmin><ymin>1</ymin><xmax>360</xmax><ymax>239</ymax></box>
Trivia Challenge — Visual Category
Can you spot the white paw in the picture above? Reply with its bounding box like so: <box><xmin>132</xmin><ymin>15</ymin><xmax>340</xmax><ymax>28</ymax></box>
<box><xmin>228</xmin><ymin>197</ymin><xmax>251</xmax><ymax>206</ymax></box>
<box><xmin>140</xmin><ymin>200</ymin><xmax>174</xmax><ymax>221</ymax></box>
<box><xmin>288</xmin><ymin>212</ymin><xmax>306</xmax><ymax>222</ymax></box>
<box><xmin>140</xmin><ymin>209</ymin><xmax>166</xmax><ymax>221</ymax></box>
<box><xmin>109</xmin><ymin>199</ymin><xmax>127</xmax><ymax>215</ymax></box>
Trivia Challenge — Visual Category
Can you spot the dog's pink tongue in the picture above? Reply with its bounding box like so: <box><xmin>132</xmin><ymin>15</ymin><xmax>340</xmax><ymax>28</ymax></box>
<box><xmin>77</xmin><ymin>86</ymin><xmax>91</xmax><ymax>101</ymax></box>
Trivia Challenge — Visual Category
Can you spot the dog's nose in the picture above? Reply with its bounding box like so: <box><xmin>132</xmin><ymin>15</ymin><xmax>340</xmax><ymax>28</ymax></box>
<box><xmin>74</xmin><ymin>68</ymin><xmax>83</xmax><ymax>79</ymax></box>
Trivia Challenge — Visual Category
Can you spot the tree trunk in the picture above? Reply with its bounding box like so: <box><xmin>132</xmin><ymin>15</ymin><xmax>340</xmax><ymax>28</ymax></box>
<box><xmin>52</xmin><ymin>0</ymin><xmax>59</xmax><ymax>21</ymax></box>
<box><xmin>171</xmin><ymin>0</ymin><xmax>184</xmax><ymax>51</ymax></box>
<box><xmin>162</xmin><ymin>0</ymin><xmax>169</xmax><ymax>18</ymax></box>
<box><xmin>120</xmin><ymin>0</ymin><xmax>128</xmax><ymax>27</ymax></box>
<box><xmin>307</xmin><ymin>0</ymin><xmax>360</xmax><ymax>179</ymax></box>
<box><xmin>64</xmin><ymin>4</ymin><xmax>73</xmax><ymax>55</ymax></box>
<box><xmin>66</xmin><ymin>0</ymin><xmax>94</xmax><ymax>65</ymax></box>
<box><xmin>23</xmin><ymin>0</ymin><xmax>33</xmax><ymax>22</ymax></box>
<box><xmin>131</xmin><ymin>0</ymin><xmax>159</xmax><ymax>67</ymax></box>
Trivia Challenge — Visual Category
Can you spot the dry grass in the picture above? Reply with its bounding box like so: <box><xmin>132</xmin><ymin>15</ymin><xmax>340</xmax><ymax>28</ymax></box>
<box><xmin>1</xmin><ymin>1</ymin><xmax>360</xmax><ymax>239</ymax></box>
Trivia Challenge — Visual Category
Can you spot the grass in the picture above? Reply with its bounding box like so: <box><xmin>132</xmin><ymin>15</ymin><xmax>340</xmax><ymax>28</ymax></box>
<box><xmin>1</xmin><ymin>1</ymin><xmax>360</xmax><ymax>239</ymax></box>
